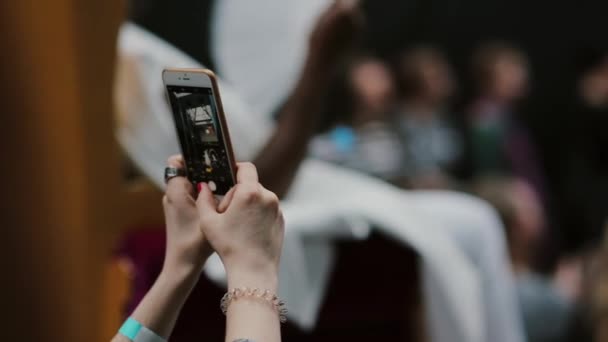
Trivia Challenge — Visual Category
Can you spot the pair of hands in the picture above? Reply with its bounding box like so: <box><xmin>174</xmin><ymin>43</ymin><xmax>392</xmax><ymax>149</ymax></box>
<box><xmin>163</xmin><ymin>0</ymin><xmax>361</xmax><ymax>280</ymax></box>
<box><xmin>162</xmin><ymin>155</ymin><xmax>284</xmax><ymax>288</ymax></box>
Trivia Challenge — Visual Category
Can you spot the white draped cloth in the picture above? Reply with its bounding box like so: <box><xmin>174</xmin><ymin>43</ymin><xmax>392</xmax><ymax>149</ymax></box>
<box><xmin>114</xmin><ymin>6</ymin><xmax>525</xmax><ymax>341</ymax></box>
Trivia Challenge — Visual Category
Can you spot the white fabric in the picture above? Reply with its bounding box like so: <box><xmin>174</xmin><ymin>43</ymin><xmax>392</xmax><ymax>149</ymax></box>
<box><xmin>211</xmin><ymin>0</ymin><xmax>330</xmax><ymax>117</ymax></box>
<box><xmin>114</xmin><ymin>22</ymin><xmax>524</xmax><ymax>342</ymax></box>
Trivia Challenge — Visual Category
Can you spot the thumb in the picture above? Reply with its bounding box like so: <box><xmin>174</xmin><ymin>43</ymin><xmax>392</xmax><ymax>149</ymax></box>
<box><xmin>196</xmin><ymin>182</ymin><xmax>219</xmax><ymax>220</ymax></box>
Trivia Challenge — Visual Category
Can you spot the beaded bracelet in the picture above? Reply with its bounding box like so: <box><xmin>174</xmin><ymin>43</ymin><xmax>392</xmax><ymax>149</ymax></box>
<box><xmin>220</xmin><ymin>287</ymin><xmax>288</xmax><ymax>323</ymax></box>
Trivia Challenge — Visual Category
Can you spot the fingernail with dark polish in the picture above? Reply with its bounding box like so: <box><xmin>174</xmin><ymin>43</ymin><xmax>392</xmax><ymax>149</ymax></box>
<box><xmin>197</xmin><ymin>183</ymin><xmax>203</xmax><ymax>193</ymax></box>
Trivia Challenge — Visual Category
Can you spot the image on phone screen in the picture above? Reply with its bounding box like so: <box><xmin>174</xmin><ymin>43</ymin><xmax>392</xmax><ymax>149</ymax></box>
<box><xmin>166</xmin><ymin>85</ymin><xmax>234</xmax><ymax>194</ymax></box>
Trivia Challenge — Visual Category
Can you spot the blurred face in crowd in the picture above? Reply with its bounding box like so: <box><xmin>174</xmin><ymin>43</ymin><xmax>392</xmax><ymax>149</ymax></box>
<box><xmin>400</xmin><ymin>49</ymin><xmax>455</xmax><ymax>107</ymax></box>
<box><xmin>488</xmin><ymin>55</ymin><xmax>529</xmax><ymax>103</ymax></box>
<box><xmin>579</xmin><ymin>56</ymin><xmax>608</xmax><ymax>108</ymax></box>
<box><xmin>418</xmin><ymin>58</ymin><xmax>455</xmax><ymax>105</ymax></box>
<box><xmin>351</xmin><ymin>60</ymin><xmax>394</xmax><ymax>113</ymax></box>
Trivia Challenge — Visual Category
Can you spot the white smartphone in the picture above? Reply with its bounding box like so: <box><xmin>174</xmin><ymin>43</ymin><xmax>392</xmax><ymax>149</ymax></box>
<box><xmin>162</xmin><ymin>68</ymin><xmax>237</xmax><ymax>195</ymax></box>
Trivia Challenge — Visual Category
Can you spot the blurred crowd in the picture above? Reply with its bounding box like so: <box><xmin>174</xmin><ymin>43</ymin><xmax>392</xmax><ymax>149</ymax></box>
<box><xmin>310</xmin><ymin>43</ymin><xmax>608</xmax><ymax>341</ymax></box>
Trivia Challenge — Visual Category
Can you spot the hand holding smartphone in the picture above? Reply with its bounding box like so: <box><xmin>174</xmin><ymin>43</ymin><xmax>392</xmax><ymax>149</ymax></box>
<box><xmin>163</xmin><ymin>68</ymin><xmax>237</xmax><ymax>195</ymax></box>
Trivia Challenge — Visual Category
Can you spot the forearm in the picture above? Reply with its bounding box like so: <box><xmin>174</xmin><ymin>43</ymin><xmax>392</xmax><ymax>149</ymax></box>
<box><xmin>224</xmin><ymin>268</ymin><xmax>281</xmax><ymax>342</ymax></box>
<box><xmin>112</xmin><ymin>332</ymin><xmax>131</xmax><ymax>342</ymax></box>
<box><xmin>254</xmin><ymin>60</ymin><xmax>332</xmax><ymax>198</ymax></box>
<box><xmin>111</xmin><ymin>265</ymin><xmax>200</xmax><ymax>341</ymax></box>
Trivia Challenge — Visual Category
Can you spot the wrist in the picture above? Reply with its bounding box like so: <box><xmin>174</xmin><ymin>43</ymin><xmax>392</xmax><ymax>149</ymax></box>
<box><xmin>226</xmin><ymin>264</ymin><xmax>279</xmax><ymax>293</ymax></box>
<box><xmin>162</xmin><ymin>248</ymin><xmax>212</xmax><ymax>280</ymax></box>
<box><xmin>159</xmin><ymin>261</ymin><xmax>201</xmax><ymax>289</ymax></box>
<box><xmin>285</xmin><ymin>64</ymin><xmax>330</xmax><ymax>128</ymax></box>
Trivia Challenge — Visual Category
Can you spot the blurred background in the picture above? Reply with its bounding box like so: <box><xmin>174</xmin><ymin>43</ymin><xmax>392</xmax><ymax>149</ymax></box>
<box><xmin>1</xmin><ymin>0</ymin><xmax>608</xmax><ymax>341</ymax></box>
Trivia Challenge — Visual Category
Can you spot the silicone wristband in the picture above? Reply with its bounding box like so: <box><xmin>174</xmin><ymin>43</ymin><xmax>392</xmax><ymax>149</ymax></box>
<box><xmin>118</xmin><ymin>317</ymin><xmax>166</xmax><ymax>342</ymax></box>
<box><xmin>119</xmin><ymin>317</ymin><xmax>141</xmax><ymax>340</ymax></box>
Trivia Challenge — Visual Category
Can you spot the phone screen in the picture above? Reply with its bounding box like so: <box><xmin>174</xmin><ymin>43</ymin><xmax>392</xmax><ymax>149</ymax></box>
<box><xmin>166</xmin><ymin>85</ymin><xmax>235</xmax><ymax>194</ymax></box>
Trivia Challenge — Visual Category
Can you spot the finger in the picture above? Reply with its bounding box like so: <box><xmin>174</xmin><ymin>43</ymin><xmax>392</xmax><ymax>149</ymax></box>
<box><xmin>236</xmin><ymin>162</ymin><xmax>259</xmax><ymax>184</ymax></box>
<box><xmin>165</xmin><ymin>156</ymin><xmax>193</xmax><ymax>202</ymax></box>
<box><xmin>217</xmin><ymin>186</ymin><xmax>236</xmax><ymax>213</ymax></box>
<box><xmin>318</xmin><ymin>0</ymin><xmax>340</xmax><ymax>24</ymax></box>
<box><xmin>167</xmin><ymin>154</ymin><xmax>186</xmax><ymax>169</ymax></box>
<box><xmin>195</xmin><ymin>182</ymin><xmax>219</xmax><ymax>220</ymax></box>
<box><xmin>166</xmin><ymin>154</ymin><xmax>189</xmax><ymax>190</ymax></box>
<box><xmin>165</xmin><ymin>179</ymin><xmax>195</xmax><ymax>208</ymax></box>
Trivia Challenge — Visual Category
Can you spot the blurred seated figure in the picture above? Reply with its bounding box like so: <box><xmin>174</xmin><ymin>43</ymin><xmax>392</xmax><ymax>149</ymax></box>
<box><xmin>582</xmin><ymin>225</ymin><xmax>608</xmax><ymax>342</ymax></box>
<box><xmin>116</xmin><ymin>1</ymin><xmax>526</xmax><ymax>341</ymax></box>
<box><xmin>558</xmin><ymin>48</ymin><xmax>608</xmax><ymax>248</ymax></box>
<box><xmin>312</xmin><ymin>48</ymin><xmax>464</xmax><ymax>190</ymax></box>
<box><xmin>394</xmin><ymin>47</ymin><xmax>463</xmax><ymax>189</ymax></box>
<box><xmin>310</xmin><ymin>58</ymin><xmax>406</xmax><ymax>182</ymax></box>
<box><xmin>467</xmin><ymin>43</ymin><xmax>546</xmax><ymax>201</ymax></box>
<box><xmin>473</xmin><ymin>177</ymin><xmax>543</xmax><ymax>273</ymax></box>
<box><xmin>474</xmin><ymin>176</ymin><xmax>574</xmax><ymax>342</ymax></box>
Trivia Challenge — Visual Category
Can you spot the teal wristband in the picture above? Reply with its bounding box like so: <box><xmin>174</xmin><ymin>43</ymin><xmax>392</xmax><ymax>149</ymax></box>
<box><xmin>119</xmin><ymin>317</ymin><xmax>142</xmax><ymax>340</ymax></box>
<box><xmin>119</xmin><ymin>317</ymin><xmax>166</xmax><ymax>342</ymax></box>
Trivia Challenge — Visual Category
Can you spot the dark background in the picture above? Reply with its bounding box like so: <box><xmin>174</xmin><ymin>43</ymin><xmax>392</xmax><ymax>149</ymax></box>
<box><xmin>131</xmin><ymin>0</ymin><xmax>608</xmax><ymax>255</ymax></box>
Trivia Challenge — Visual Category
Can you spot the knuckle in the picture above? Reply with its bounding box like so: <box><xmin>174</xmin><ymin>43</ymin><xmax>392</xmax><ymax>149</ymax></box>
<box><xmin>162</xmin><ymin>195</ymin><xmax>171</xmax><ymax>207</ymax></box>
<box><xmin>244</xmin><ymin>190</ymin><xmax>261</xmax><ymax>203</ymax></box>
<box><xmin>263</xmin><ymin>191</ymin><xmax>280</xmax><ymax>211</ymax></box>
<box><xmin>165</xmin><ymin>187</ymin><xmax>179</xmax><ymax>203</ymax></box>
<box><xmin>237</xmin><ymin>184</ymin><xmax>261</xmax><ymax>203</ymax></box>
